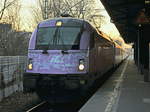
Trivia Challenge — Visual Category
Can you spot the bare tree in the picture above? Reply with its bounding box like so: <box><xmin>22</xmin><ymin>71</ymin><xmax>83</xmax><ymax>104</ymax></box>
<box><xmin>0</xmin><ymin>0</ymin><xmax>31</xmax><ymax>56</ymax></box>
<box><xmin>0</xmin><ymin>0</ymin><xmax>21</xmax><ymax>30</ymax></box>
<box><xmin>0</xmin><ymin>0</ymin><xmax>18</xmax><ymax>21</ymax></box>
<box><xmin>0</xmin><ymin>23</ymin><xmax>31</xmax><ymax>56</ymax></box>
<box><xmin>31</xmin><ymin>0</ymin><xmax>95</xmax><ymax>25</ymax></box>
<box><xmin>4</xmin><ymin>0</ymin><xmax>21</xmax><ymax>30</ymax></box>
<box><xmin>89</xmin><ymin>15</ymin><xmax>106</xmax><ymax>29</ymax></box>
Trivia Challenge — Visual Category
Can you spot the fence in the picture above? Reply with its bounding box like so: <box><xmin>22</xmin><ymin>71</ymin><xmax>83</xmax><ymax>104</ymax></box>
<box><xmin>0</xmin><ymin>56</ymin><xmax>27</xmax><ymax>101</ymax></box>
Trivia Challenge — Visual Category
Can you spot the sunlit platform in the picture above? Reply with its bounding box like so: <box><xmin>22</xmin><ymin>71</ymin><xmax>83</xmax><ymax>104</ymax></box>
<box><xmin>79</xmin><ymin>56</ymin><xmax>150</xmax><ymax>112</ymax></box>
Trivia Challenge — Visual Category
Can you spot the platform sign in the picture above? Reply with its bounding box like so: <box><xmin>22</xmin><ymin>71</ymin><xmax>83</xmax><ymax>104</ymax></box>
<box><xmin>136</xmin><ymin>9</ymin><xmax>150</xmax><ymax>24</ymax></box>
<box><xmin>145</xmin><ymin>0</ymin><xmax>150</xmax><ymax>16</ymax></box>
<box><xmin>145</xmin><ymin>0</ymin><xmax>150</xmax><ymax>4</ymax></box>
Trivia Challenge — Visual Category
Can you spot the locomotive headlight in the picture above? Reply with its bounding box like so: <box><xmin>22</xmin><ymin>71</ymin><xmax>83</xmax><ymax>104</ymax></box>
<box><xmin>79</xmin><ymin>64</ymin><xmax>85</xmax><ymax>71</ymax></box>
<box><xmin>28</xmin><ymin>58</ymin><xmax>33</xmax><ymax>70</ymax></box>
<box><xmin>28</xmin><ymin>63</ymin><xmax>33</xmax><ymax>70</ymax></box>
<box><xmin>78</xmin><ymin>59</ymin><xmax>85</xmax><ymax>71</ymax></box>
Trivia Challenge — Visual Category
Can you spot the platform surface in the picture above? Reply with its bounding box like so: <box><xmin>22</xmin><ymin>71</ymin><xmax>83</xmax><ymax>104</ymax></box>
<box><xmin>79</xmin><ymin>56</ymin><xmax>150</xmax><ymax>112</ymax></box>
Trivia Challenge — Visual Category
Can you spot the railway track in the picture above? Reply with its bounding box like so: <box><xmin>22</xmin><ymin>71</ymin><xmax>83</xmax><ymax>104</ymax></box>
<box><xmin>25</xmin><ymin>64</ymin><xmax>121</xmax><ymax>112</ymax></box>
<box><xmin>25</xmin><ymin>101</ymin><xmax>81</xmax><ymax>112</ymax></box>
<box><xmin>26</xmin><ymin>101</ymin><xmax>47</xmax><ymax>112</ymax></box>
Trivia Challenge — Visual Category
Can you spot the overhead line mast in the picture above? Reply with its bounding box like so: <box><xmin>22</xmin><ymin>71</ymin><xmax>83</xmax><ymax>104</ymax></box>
<box><xmin>44</xmin><ymin>0</ymin><xmax>48</xmax><ymax>19</ymax></box>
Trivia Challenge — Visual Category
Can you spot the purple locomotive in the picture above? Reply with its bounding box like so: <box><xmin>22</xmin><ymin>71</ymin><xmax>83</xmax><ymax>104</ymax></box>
<box><xmin>24</xmin><ymin>17</ymin><xmax>127</xmax><ymax>102</ymax></box>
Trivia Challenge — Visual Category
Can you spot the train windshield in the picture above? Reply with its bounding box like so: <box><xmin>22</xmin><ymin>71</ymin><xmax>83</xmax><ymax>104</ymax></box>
<box><xmin>36</xmin><ymin>27</ymin><xmax>82</xmax><ymax>50</ymax></box>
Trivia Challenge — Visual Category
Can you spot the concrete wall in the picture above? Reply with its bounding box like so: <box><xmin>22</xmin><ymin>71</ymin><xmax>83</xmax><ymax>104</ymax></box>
<box><xmin>0</xmin><ymin>56</ymin><xmax>27</xmax><ymax>101</ymax></box>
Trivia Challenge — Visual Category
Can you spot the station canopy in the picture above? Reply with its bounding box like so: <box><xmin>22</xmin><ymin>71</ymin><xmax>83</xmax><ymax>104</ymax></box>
<box><xmin>100</xmin><ymin>0</ymin><xmax>149</xmax><ymax>43</ymax></box>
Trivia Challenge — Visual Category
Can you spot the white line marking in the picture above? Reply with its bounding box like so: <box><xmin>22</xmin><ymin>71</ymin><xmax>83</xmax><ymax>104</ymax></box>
<box><xmin>26</xmin><ymin>101</ymin><xmax>46</xmax><ymax>112</ymax></box>
<box><xmin>104</xmin><ymin>60</ymin><xmax>129</xmax><ymax>112</ymax></box>
<box><xmin>143</xmin><ymin>98</ymin><xmax>150</xmax><ymax>104</ymax></box>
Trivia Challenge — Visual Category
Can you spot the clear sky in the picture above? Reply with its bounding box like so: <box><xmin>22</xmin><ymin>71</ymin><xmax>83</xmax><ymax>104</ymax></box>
<box><xmin>20</xmin><ymin>0</ymin><xmax>120</xmax><ymax>39</ymax></box>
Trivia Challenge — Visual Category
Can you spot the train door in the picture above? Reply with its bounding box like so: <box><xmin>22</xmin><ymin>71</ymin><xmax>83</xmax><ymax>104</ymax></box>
<box><xmin>89</xmin><ymin>32</ymin><xmax>96</xmax><ymax>74</ymax></box>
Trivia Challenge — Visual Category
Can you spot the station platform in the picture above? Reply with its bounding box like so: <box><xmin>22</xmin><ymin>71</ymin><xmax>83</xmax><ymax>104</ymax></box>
<box><xmin>79</xmin><ymin>56</ymin><xmax>150</xmax><ymax>112</ymax></box>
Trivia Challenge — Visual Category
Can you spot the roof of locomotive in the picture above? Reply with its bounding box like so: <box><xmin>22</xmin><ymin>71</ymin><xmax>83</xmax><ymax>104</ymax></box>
<box><xmin>38</xmin><ymin>17</ymin><xmax>93</xmax><ymax>28</ymax></box>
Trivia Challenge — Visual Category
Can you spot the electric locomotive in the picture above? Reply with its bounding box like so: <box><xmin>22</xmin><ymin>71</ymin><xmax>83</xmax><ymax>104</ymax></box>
<box><xmin>23</xmin><ymin>17</ymin><xmax>126</xmax><ymax>102</ymax></box>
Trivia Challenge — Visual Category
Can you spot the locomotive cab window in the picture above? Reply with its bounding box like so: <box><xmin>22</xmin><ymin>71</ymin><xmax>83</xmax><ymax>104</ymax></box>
<box><xmin>36</xmin><ymin>26</ymin><xmax>82</xmax><ymax>50</ymax></box>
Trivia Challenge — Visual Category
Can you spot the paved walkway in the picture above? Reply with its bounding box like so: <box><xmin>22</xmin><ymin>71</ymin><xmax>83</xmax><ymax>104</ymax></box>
<box><xmin>79</xmin><ymin>57</ymin><xmax>150</xmax><ymax>112</ymax></box>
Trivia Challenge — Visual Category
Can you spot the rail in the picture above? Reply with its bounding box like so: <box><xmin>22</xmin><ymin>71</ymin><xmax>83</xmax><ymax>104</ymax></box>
<box><xmin>26</xmin><ymin>101</ymin><xmax>47</xmax><ymax>112</ymax></box>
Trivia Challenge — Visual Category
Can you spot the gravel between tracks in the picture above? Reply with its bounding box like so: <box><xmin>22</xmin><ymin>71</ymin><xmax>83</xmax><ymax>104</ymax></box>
<box><xmin>0</xmin><ymin>92</ymin><xmax>40</xmax><ymax>112</ymax></box>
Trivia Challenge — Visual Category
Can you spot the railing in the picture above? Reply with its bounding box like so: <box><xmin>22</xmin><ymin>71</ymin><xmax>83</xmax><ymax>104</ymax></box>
<box><xmin>0</xmin><ymin>56</ymin><xmax>27</xmax><ymax>101</ymax></box>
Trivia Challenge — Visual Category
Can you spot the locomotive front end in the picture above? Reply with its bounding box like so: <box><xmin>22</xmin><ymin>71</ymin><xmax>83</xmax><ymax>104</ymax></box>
<box><xmin>23</xmin><ymin>18</ymin><xmax>91</xmax><ymax>102</ymax></box>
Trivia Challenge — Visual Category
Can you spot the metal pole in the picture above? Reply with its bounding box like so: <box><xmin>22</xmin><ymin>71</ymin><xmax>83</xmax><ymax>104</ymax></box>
<box><xmin>137</xmin><ymin>24</ymin><xmax>141</xmax><ymax>72</ymax></box>
<box><xmin>44</xmin><ymin>0</ymin><xmax>48</xmax><ymax>19</ymax></box>
<box><xmin>144</xmin><ymin>42</ymin><xmax>149</xmax><ymax>82</ymax></box>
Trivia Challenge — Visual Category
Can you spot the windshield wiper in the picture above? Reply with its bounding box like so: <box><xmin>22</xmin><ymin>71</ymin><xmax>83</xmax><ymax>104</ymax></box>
<box><xmin>42</xmin><ymin>27</ymin><xmax>59</xmax><ymax>54</ymax></box>
<box><xmin>61</xmin><ymin>50</ymin><xmax>68</xmax><ymax>54</ymax></box>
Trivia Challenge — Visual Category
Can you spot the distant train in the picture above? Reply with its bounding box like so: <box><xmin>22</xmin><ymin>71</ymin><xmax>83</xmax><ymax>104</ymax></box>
<box><xmin>23</xmin><ymin>17</ymin><xmax>128</xmax><ymax>102</ymax></box>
